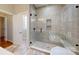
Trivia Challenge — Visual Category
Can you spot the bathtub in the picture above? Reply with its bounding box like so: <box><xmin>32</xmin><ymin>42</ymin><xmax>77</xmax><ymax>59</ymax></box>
<box><xmin>31</xmin><ymin>31</ymin><xmax>79</xmax><ymax>54</ymax></box>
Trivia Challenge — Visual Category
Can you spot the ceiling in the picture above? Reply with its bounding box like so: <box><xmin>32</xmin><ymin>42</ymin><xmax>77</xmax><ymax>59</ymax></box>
<box><xmin>34</xmin><ymin>4</ymin><xmax>48</xmax><ymax>8</ymax></box>
<box><xmin>34</xmin><ymin>4</ymin><xmax>66</xmax><ymax>9</ymax></box>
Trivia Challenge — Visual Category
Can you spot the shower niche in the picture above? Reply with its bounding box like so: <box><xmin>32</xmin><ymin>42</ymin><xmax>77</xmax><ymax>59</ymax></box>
<box><xmin>46</xmin><ymin>19</ymin><xmax>52</xmax><ymax>31</ymax></box>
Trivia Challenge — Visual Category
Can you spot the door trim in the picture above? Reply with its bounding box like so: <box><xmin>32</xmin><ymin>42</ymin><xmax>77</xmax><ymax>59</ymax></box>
<box><xmin>4</xmin><ymin>17</ymin><xmax>7</xmax><ymax>41</ymax></box>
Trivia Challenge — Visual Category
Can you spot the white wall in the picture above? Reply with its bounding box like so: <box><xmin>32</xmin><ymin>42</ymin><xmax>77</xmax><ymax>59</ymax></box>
<box><xmin>7</xmin><ymin>15</ymin><xmax>13</xmax><ymax>41</ymax></box>
<box><xmin>12</xmin><ymin>10</ymin><xmax>29</xmax><ymax>55</ymax></box>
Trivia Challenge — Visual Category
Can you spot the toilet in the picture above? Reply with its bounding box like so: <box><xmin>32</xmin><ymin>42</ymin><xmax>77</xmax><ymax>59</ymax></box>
<box><xmin>50</xmin><ymin>46</ymin><xmax>76</xmax><ymax>55</ymax></box>
<box><xmin>49</xmin><ymin>32</ymin><xmax>76</xmax><ymax>55</ymax></box>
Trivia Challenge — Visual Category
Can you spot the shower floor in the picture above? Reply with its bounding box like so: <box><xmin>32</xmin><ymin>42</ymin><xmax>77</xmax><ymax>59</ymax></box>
<box><xmin>30</xmin><ymin>41</ymin><xmax>56</xmax><ymax>54</ymax></box>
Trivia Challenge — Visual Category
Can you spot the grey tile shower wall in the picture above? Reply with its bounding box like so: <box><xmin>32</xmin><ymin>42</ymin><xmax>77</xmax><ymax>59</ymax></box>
<box><xmin>36</xmin><ymin>5</ymin><xmax>66</xmax><ymax>43</ymax></box>
<box><xmin>62</xmin><ymin>4</ymin><xmax>79</xmax><ymax>47</ymax></box>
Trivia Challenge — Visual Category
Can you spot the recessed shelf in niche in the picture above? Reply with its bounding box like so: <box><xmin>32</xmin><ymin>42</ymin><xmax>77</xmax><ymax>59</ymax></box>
<box><xmin>46</xmin><ymin>26</ymin><xmax>51</xmax><ymax>28</ymax></box>
<box><xmin>46</xmin><ymin>19</ymin><xmax>52</xmax><ymax>31</ymax></box>
<box><xmin>46</xmin><ymin>19</ymin><xmax>51</xmax><ymax>22</ymax></box>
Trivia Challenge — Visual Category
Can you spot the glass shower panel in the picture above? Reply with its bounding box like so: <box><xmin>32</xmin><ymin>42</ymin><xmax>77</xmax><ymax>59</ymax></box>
<box><xmin>30</xmin><ymin>4</ymin><xmax>79</xmax><ymax>48</ymax></box>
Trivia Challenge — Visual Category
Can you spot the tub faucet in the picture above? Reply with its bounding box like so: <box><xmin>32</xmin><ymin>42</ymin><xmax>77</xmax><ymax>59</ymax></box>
<box><xmin>40</xmin><ymin>28</ymin><xmax>42</xmax><ymax>32</ymax></box>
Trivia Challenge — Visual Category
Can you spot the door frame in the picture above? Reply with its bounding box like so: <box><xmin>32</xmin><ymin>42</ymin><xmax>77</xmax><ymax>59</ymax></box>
<box><xmin>0</xmin><ymin>16</ymin><xmax>7</xmax><ymax>40</ymax></box>
<box><xmin>4</xmin><ymin>16</ymin><xmax>7</xmax><ymax>40</ymax></box>
<box><xmin>0</xmin><ymin>9</ymin><xmax>13</xmax><ymax>41</ymax></box>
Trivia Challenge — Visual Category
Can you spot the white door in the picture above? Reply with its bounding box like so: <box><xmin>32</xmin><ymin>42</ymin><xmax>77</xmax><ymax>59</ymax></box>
<box><xmin>13</xmin><ymin>12</ymin><xmax>28</xmax><ymax>54</ymax></box>
<box><xmin>13</xmin><ymin>12</ymin><xmax>27</xmax><ymax>45</ymax></box>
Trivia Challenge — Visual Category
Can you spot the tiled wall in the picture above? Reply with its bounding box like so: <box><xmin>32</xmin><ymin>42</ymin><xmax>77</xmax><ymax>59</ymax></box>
<box><xmin>62</xmin><ymin>4</ymin><xmax>79</xmax><ymax>47</ymax></box>
<box><xmin>36</xmin><ymin>5</ymin><xmax>65</xmax><ymax>44</ymax></box>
